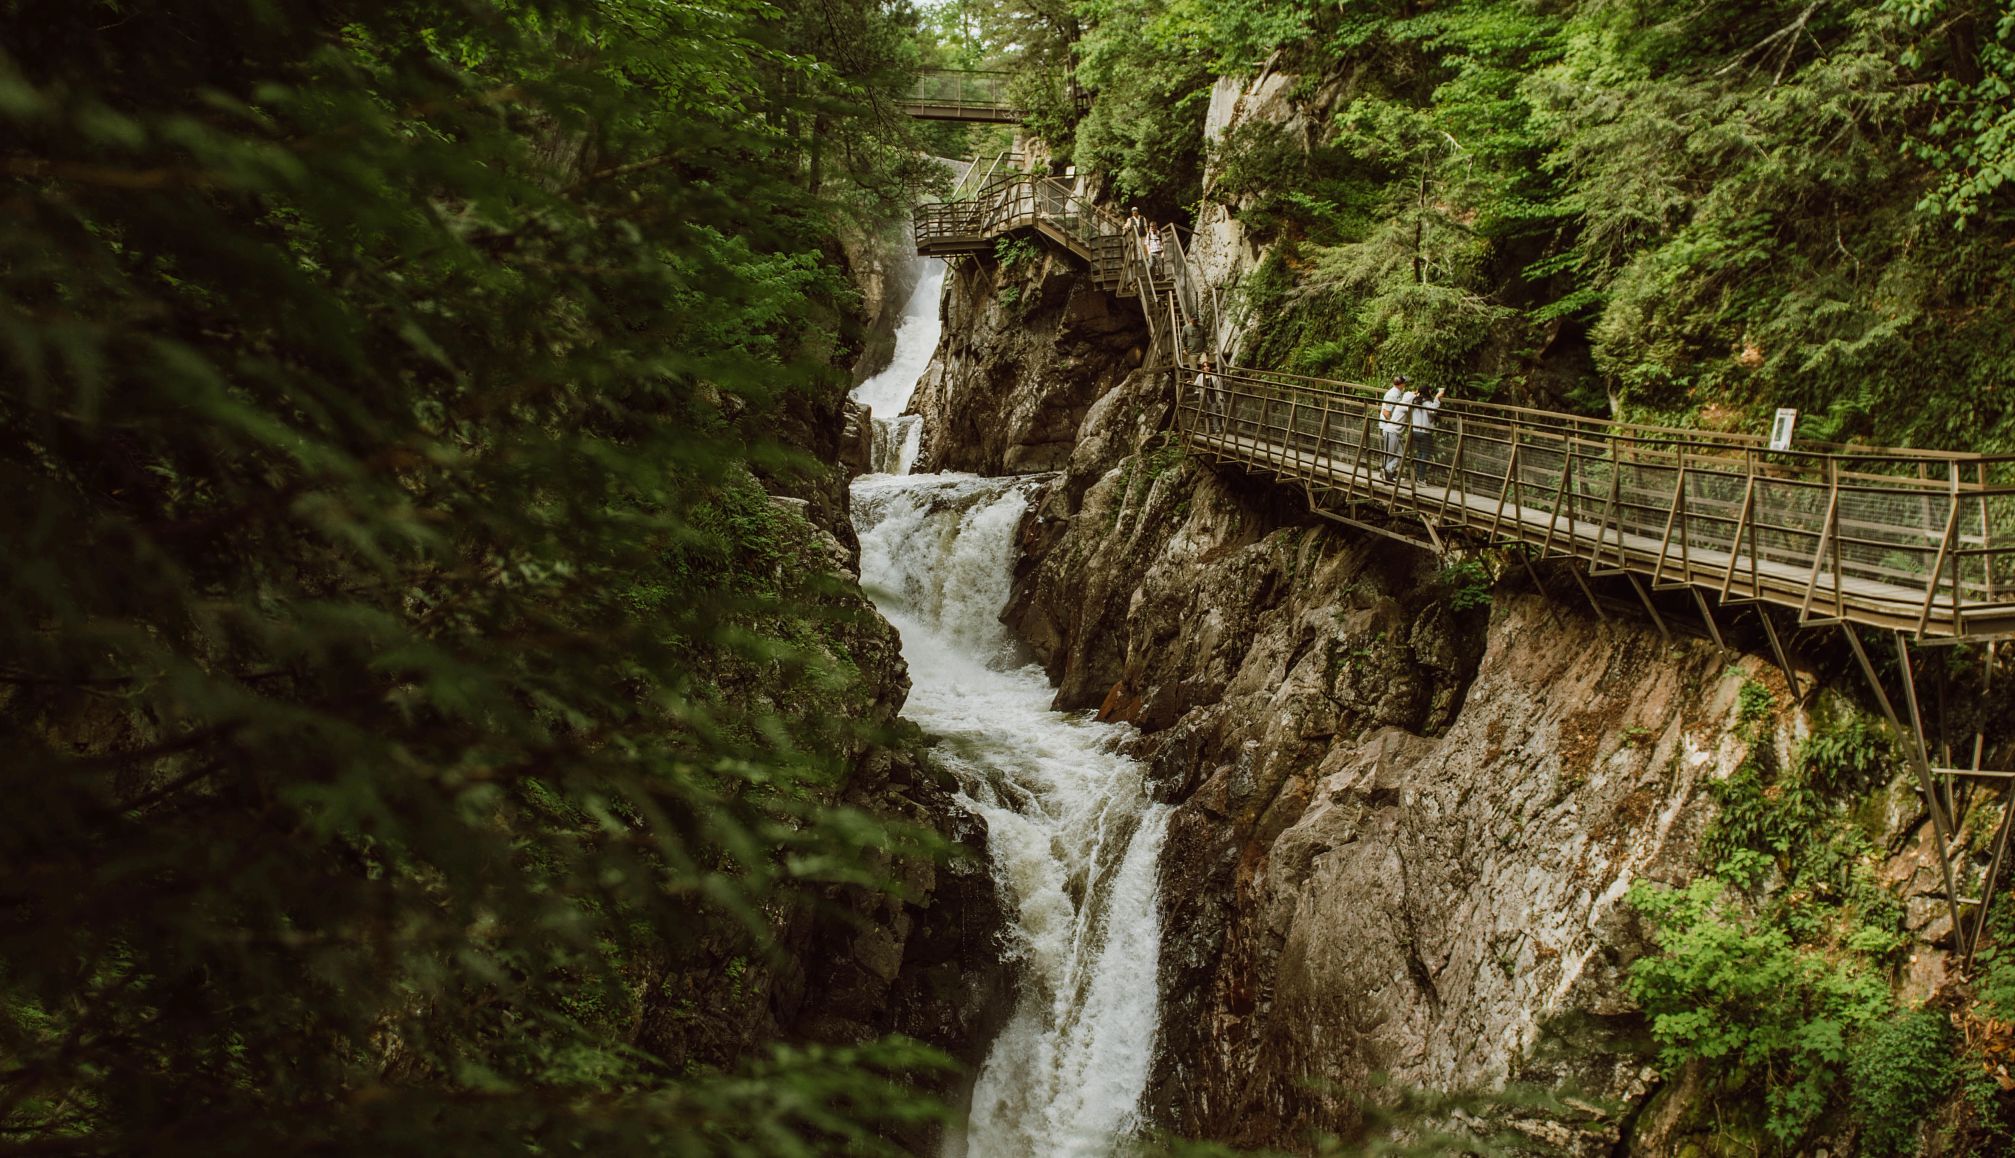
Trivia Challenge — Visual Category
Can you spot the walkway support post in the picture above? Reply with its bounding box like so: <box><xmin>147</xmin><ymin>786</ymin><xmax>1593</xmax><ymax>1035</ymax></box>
<box><xmin>1758</xmin><ymin>610</ymin><xmax>1803</xmax><ymax>703</ymax></box>
<box><xmin>1841</xmin><ymin>624</ymin><xmax>1967</xmax><ymax>955</ymax></box>
<box><xmin>1897</xmin><ymin>631</ymin><xmax>1962</xmax><ymax>895</ymax></box>
<box><xmin>1627</xmin><ymin>573</ymin><xmax>1672</xmax><ymax>644</ymax></box>
<box><xmin>1692</xmin><ymin>587</ymin><xmax>1729</xmax><ymax>653</ymax></box>
<box><xmin>1968</xmin><ymin>789</ymin><xmax>2015</xmax><ymax>970</ymax></box>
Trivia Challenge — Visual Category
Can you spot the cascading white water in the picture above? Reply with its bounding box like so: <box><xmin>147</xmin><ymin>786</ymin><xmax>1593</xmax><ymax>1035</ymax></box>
<box><xmin>855</xmin><ymin>474</ymin><xmax>1169</xmax><ymax>1158</ymax></box>
<box><xmin>847</xmin><ymin>252</ymin><xmax>1167</xmax><ymax>1157</ymax></box>
<box><xmin>852</xmin><ymin>258</ymin><xmax>944</xmax><ymax>476</ymax></box>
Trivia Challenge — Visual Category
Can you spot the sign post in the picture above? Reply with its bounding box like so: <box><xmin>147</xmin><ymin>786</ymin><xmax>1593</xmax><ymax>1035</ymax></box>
<box><xmin>1769</xmin><ymin>408</ymin><xmax>1798</xmax><ymax>452</ymax></box>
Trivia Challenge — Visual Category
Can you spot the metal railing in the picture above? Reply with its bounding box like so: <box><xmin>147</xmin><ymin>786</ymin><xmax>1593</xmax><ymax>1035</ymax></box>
<box><xmin>944</xmin><ymin>150</ymin><xmax>1020</xmax><ymax>203</ymax></box>
<box><xmin>914</xmin><ymin>173</ymin><xmax>1127</xmax><ymax>261</ymax></box>
<box><xmin>1173</xmin><ymin>366</ymin><xmax>2015</xmax><ymax>638</ymax></box>
<box><xmin>900</xmin><ymin>69</ymin><xmax>1021</xmax><ymax>123</ymax></box>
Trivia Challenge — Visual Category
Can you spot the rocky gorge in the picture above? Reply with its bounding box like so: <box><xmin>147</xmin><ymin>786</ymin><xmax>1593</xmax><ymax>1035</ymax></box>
<box><xmin>17</xmin><ymin>1</ymin><xmax>2011</xmax><ymax>1152</ymax></box>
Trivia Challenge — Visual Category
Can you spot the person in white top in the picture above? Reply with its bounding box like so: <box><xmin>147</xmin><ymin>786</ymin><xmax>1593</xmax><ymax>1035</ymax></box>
<box><xmin>1143</xmin><ymin>224</ymin><xmax>1165</xmax><ymax>279</ymax></box>
<box><xmin>1407</xmin><ymin>383</ymin><xmax>1446</xmax><ymax>482</ymax></box>
<box><xmin>1379</xmin><ymin>374</ymin><xmax>1410</xmax><ymax>482</ymax></box>
<box><xmin>1196</xmin><ymin>355</ymin><xmax>1225</xmax><ymax>433</ymax></box>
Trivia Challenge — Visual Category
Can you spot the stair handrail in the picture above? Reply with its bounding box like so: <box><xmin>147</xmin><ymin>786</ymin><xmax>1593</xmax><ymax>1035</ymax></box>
<box><xmin>1162</xmin><ymin>224</ymin><xmax>1229</xmax><ymax>369</ymax></box>
<box><xmin>1031</xmin><ymin>176</ymin><xmax>1127</xmax><ymax>251</ymax></box>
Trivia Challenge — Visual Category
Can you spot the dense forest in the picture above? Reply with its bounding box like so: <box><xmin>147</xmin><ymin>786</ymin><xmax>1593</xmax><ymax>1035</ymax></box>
<box><xmin>0</xmin><ymin>0</ymin><xmax>959</xmax><ymax>1153</ymax></box>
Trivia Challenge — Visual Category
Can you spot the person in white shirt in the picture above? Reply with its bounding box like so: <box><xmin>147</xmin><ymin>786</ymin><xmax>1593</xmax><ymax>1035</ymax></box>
<box><xmin>1407</xmin><ymin>383</ymin><xmax>1446</xmax><ymax>482</ymax></box>
<box><xmin>1196</xmin><ymin>355</ymin><xmax>1225</xmax><ymax>433</ymax></box>
<box><xmin>1379</xmin><ymin>374</ymin><xmax>1410</xmax><ymax>482</ymax></box>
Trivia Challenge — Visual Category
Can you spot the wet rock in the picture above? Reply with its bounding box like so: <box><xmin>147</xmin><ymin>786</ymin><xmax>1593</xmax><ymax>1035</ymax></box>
<box><xmin>839</xmin><ymin>399</ymin><xmax>875</xmax><ymax>478</ymax></box>
<box><xmin>907</xmin><ymin>255</ymin><xmax>1142</xmax><ymax>478</ymax></box>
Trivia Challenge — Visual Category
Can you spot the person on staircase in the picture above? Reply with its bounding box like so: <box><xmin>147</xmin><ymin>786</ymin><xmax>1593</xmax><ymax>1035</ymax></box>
<box><xmin>1144</xmin><ymin>224</ymin><xmax>1165</xmax><ymax>281</ymax></box>
<box><xmin>1407</xmin><ymin>381</ymin><xmax>1446</xmax><ymax>482</ymax></box>
<box><xmin>1180</xmin><ymin>317</ymin><xmax>1206</xmax><ymax>366</ymax></box>
<box><xmin>1380</xmin><ymin>374</ymin><xmax>1411</xmax><ymax>483</ymax></box>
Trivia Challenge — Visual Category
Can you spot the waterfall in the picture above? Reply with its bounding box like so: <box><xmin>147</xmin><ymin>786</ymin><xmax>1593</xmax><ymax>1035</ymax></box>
<box><xmin>852</xmin><ymin>258</ymin><xmax>944</xmax><ymax>476</ymax></box>
<box><xmin>848</xmin><ymin>251</ymin><xmax>1166</xmax><ymax>1157</ymax></box>
<box><xmin>854</xmin><ymin>477</ymin><xmax>1168</xmax><ymax>1157</ymax></box>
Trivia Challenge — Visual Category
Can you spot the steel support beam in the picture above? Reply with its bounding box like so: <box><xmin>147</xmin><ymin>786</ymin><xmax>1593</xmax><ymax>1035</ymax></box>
<box><xmin>1842</xmin><ymin>625</ymin><xmax>1967</xmax><ymax>955</ymax></box>
<box><xmin>1758</xmin><ymin>609</ymin><xmax>1803</xmax><ymax>703</ymax></box>
<box><xmin>1691</xmin><ymin>587</ymin><xmax>1729</xmax><ymax>653</ymax></box>
<box><xmin>1626</xmin><ymin>573</ymin><xmax>1672</xmax><ymax>644</ymax></box>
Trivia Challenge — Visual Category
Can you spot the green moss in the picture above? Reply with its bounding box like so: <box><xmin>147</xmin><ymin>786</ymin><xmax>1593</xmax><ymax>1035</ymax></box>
<box><xmin>1435</xmin><ymin>556</ymin><xmax>1495</xmax><ymax>611</ymax></box>
<box><xmin>1735</xmin><ymin>679</ymin><xmax>1775</xmax><ymax>740</ymax></box>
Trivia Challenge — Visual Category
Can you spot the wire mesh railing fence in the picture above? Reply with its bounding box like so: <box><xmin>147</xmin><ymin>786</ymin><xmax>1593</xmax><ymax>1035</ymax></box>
<box><xmin>1174</xmin><ymin>366</ymin><xmax>2015</xmax><ymax>637</ymax></box>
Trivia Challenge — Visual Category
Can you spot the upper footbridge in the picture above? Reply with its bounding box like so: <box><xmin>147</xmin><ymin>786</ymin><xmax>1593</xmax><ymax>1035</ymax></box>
<box><xmin>899</xmin><ymin>70</ymin><xmax>1022</xmax><ymax>123</ymax></box>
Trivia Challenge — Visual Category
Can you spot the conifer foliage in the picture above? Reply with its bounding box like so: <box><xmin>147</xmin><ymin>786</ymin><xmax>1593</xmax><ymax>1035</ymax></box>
<box><xmin>0</xmin><ymin>1</ymin><xmax>940</xmax><ymax>1153</ymax></box>
<box><xmin>1059</xmin><ymin>0</ymin><xmax>2015</xmax><ymax>451</ymax></box>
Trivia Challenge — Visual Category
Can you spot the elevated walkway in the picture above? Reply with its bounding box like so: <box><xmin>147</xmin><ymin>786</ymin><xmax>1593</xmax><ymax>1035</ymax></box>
<box><xmin>899</xmin><ymin>70</ymin><xmax>1021</xmax><ymax>123</ymax></box>
<box><xmin>916</xmin><ymin>169</ymin><xmax>2015</xmax><ymax>643</ymax></box>
<box><xmin>914</xmin><ymin>169</ymin><xmax>1171</xmax><ymax>299</ymax></box>
<box><xmin>1181</xmin><ymin>373</ymin><xmax>2015</xmax><ymax>641</ymax></box>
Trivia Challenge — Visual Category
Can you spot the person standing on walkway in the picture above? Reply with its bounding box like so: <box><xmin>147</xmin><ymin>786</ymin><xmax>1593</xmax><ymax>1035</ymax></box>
<box><xmin>1380</xmin><ymin>374</ymin><xmax>1411</xmax><ymax>482</ymax></box>
<box><xmin>1180</xmin><ymin>317</ymin><xmax>1206</xmax><ymax>365</ymax></box>
<box><xmin>1408</xmin><ymin>383</ymin><xmax>1445</xmax><ymax>482</ymax></box>
<box><xmin>1144</xmin><ymin>224</ymin><xmax>1165</xmax><ymax>280</ymax></box>
<box><xmin>1197</xmin><ymin>356</ymin><xmax>1226</xmax><ymax>434</ymax></box>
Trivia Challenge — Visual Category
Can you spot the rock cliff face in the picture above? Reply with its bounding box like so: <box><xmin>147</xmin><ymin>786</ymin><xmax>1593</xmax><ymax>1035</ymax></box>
<box><xmin>1142</xmin><ymin>589</ymin><xmax>1740</xmax><ymax>1150</ymax></box>
<box><xmin>908</xmin><ymin>247</ymin><xmax>1144</xmax><ymax>475</ymax></box>
<box><xmin>913</xmin><ymin>253</ymin><xmax>1746</xmax><ymax>1146</ymax></box>
<box><xmin>842</xmin><ymin>222</ymin><xmax>924</xmax><ymax>386</ymax></box>
<box><xmin>905</xmin><ymin>67</ymin><xmax>1955</xmax><ymax>1154</ymax></box>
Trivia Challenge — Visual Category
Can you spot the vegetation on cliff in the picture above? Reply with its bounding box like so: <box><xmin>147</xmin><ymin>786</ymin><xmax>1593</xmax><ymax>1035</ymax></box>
<box><xmin>0</xmin><ymin>0</ymin><xmax>953</xmax><ymax>1152</ymax></box>
<box><xmin>1036</xmin><ymin>0</ymin><xmax>2015</xmax><ymax>453</ymax></box>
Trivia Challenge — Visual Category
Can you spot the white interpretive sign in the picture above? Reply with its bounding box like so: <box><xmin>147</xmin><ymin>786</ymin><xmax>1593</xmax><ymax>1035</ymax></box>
<box><xmin>1769</xmin><ymin>408</ymin><xmax>1797</xmax><ymax>452</ymax></box>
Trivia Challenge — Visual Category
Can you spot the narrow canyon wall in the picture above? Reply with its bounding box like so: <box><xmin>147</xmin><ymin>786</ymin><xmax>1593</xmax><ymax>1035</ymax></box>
<box><xmin>842</xmin><ymin>220</ymin><xmax>924</xmax><ymax>386</ymax></box>
<box><xmin>912</xmin><ymin>253</ymin><xmax>1746</xmax><ymax>1148</ymax></box>
<box><xmin>908</xmin><ymin>246</ymin><xmax>1145</xmax><ymax>476</ymax></box>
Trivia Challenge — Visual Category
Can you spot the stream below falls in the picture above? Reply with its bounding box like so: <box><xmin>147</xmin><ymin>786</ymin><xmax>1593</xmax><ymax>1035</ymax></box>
<box><xmin>848</xmin><ymin>258</ymin><xmax>1167</xmax><ymax>1157</ymax></box>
